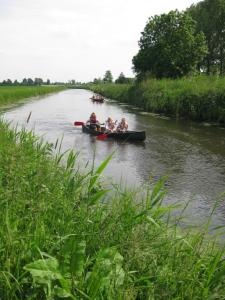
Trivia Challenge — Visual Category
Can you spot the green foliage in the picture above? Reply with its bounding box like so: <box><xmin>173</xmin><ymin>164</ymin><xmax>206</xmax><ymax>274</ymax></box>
<box><xmin>188</xmin><ymin>0</ymin><xmax>225</xmax><ymax>75</ymax></box>
<box><xmin>0</xmin><ymin>121</ymin><xmax>225</xmax><ymax>299</ymax></box>
<box><xmin>103</xmin><ymin>70</ymin><xmax>113</xmax><ymax>83</ymax></box>
<box><xmin>133</xmin><ymin>10</ymin><xmax>207</xmax><ymax>79</ymax></box>
<box><xmin>115</xmin><ymin>73</ymin><xmax>134</xmax><ymax>84</ymax></box>
<box><xmin>0</xmin><ymin>86</ymin><xmax>65</xmax><ymax>106</ymax></box>
<box><xmin>87</xmin><ymin>76</ymin><xmax>225</xmax><ymax>124</ymax></box>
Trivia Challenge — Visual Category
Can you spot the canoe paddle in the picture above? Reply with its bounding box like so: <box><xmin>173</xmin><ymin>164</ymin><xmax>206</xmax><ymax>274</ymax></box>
<box><xmin>96</xmin><ymin>133</ymin><xmax>108</xmax><ymax>140</ymax></box>
<box><xmin>74</xmin><ymin>121</ymin><xmax>84</xmax><ymax>126</ymax></box>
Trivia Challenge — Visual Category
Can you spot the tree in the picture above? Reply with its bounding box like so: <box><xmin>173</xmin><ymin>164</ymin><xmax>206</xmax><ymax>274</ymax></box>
<box><xmin>132</xmin><ymin>10</ymin><xmax>207</xmax><ymax>79</ymax></box>
<box><xmin>46</xmin><ymin>79</ymin><xmax>51</xmax><ymax>85</ymax></box>
<box><xmin>115</xmin><ymin>72</ymin><xmax>134</xmax><ymax>84</ymax></box>
<box><xmin>6</xmin><ymin>79</ymin><xmax>12</xmax><ymax>85</ymax></box>
<box><xmin>93</xmin><ymin>78</ymin><xmax>102</xmax><ymax>84</ymax></box>
<box><xmin>27</xmin><ymin>78</ymin><xmax>34</xmax><ymax>85</ymax></box>
<box><xmin>103</xmin><ymin>70</ymin><xmax>113</xmax><ymax>83</ymax></box>
<box><xmin>22</xmin><ymin>78</ymin><xmax>28</xmax><ymax>85</ymax></box>
<box><xmin>188</xmin><ymin>0</ymin><xmax>225</xmax><ymax>75</ymax></box>
<box><xmin>34</xmin><ymin>78</ymin><xmax>43</xmax><ymax>85</ymax></box>
<box><xmin>115</xmin><ymin>72</ymin><xmax>126</xmax><ymax>84</ymax></box>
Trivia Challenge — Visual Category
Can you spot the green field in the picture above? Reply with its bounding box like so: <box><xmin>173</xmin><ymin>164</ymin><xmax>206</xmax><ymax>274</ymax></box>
<box><xmin>88</xmin><ymin>76</ymin><xmax>225</xmax><ymax>124</ymax></box>
<box><xmin>0</xmin><ymin>86</ymin><xmax>65</xmax><ymax>106</ymax></box>
<box><xmin>0</xmin><ymin>119</ymin><xmax>225</xmax><ymax>299</ymax></box>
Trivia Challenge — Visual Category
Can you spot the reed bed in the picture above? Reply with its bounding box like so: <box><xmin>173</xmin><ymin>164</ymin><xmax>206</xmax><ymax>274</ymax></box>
<box><xmin>0</xmin><ymin>86</ymin><xmax>65</xmax><ymax>106</ymax></box>
<box><xmin>0</xmin><ymin>119</ymin><xmax>225</xmax><ymax>299</ymax></box>
<box><xmin>88</xmin><ymin>76</ymin><xmax>225</xmax><ymax>123</ymax></box>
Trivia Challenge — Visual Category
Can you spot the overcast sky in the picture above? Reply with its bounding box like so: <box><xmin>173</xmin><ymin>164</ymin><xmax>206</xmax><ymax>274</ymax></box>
<box><xmin>0</xmin><ymin>0</ymin><xmax>200</xmax><ymax>82</ymax></box>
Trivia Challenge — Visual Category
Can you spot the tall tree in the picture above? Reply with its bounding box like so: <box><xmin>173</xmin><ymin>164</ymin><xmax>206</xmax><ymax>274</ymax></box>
<box><xmin>93</xmin><ymin>78</ymin><xmax>102</xmax><ymax>84</ymax></box>
<box><xmin>188</xmin><ymin>0</ymin><xmax>225</xmax><ymax>75</ymax></box>
<box><xmin>34</xmin><ymin>78</ymin><xmax>43</xmax><ymax>85</ymax></box>
<box><xmin>103</xmin><ymin>70</ymin><xmax>113</xmax><ymax>83</ymax></box>
<box><xmin>27</xmin><ymin>78</ymin><xmax>34</xmax><ymax>85</ymax></box>
<box><xmin>22</xmin><ymin>78</ymin><xmax>28</xmax><ymax>85</ymax></box>
<box><xmin>115</xmin><ymin>72</ymin><xmax>126</xmax><ymax>84</ymax></box>
<box><xmin>132</xmin><ymin>10</ymin><xmax>207</xmax><ymax>79</ymax></box>
<box><xmin>6</xmin><ymin>79</ymin><xmax>12</xmax><ymax>85</ymax></box>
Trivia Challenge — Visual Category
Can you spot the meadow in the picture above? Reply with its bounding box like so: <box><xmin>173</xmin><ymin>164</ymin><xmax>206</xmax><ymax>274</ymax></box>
<box><xmin>0</xmin><ymin>86</ymin><xmax>65</xmax><ymax>106</ymax></box>
<box><xmin>88</xmin><ymin>76</ymin><xmax>225</xmax><ymax>124</ymax></box>
<box><xmin>1</xmin><ymin>119</ymin><xmax>225</xmax><ymax>299</ymax></box>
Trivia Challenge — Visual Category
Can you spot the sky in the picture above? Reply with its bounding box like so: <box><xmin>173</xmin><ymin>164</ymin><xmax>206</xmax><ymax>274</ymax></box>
<box><xmin>0</xmin><ymin>0</ymin><xmax>200</xmax><ymax>83</ymax></box>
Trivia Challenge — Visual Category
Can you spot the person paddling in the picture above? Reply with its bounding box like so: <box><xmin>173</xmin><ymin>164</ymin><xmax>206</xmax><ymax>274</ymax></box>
<box><xmin>116</xmin><ymin>118</ymin><xmax>128</xmax><ymax>132</ymax></box>
<box><xmin>86</xmin><ymin>112</ymin><xmax>100</xmax><ymax>130</ymax></box>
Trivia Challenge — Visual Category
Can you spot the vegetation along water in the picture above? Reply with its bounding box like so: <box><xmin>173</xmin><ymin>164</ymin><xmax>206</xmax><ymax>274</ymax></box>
<box><xmin>87</xmin><ymin>75</ymin><xmax>225</xmax><ymax>124</ymax></box>
<box><xmin>1</xmin><ymin>118</ymin><xmax>225</xmax><ymax>299</ymax></box>
<box><xmin>0</xmin><ymin>86</ymin><xmax>65</xmax><ymax>106</ymax></box>
<box><xmin>85</xmin><ymin>0</ymin><xmax>225</xmax><ymax>125</ymax></box>
<box><xmin>1</xmin><ymin>0</ymin><xmax>225</xmax><ymax>298</ymax></box>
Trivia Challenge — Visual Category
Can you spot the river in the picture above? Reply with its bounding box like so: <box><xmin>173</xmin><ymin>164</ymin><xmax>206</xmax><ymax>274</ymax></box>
<box><xmin>2</xmin><ymin>88</ymin><xmax>225</xmax><ymax>227</ymax></box>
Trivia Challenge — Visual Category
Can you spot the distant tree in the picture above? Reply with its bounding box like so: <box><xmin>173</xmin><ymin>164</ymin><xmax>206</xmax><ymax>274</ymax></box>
<box><xmin>34</xmin><ymin>78</ymin><xmax>43</xmax><ymax>85</ymax></box>
<box><xmin>115</xmin><ymin>72</ymin><xmax>126</xmax><ymax>84</ymax></box>
<box><xmin>2</xmin><ymin>80</ymin><xmax>7</xmax><ymax>85</ymax></box>
<box><xmin>132</xmin><ymin>10</ymin><xmax>207</xmax><ymax>79</ymax></box>
<box><xmin>93</xmin><ymin>77</ymin><xmax>102</xmax><ymax>84</ymax></box>
<box><xmin>67</xmin><ymin>79</ymin><xmax>75</xmax><ymax>85</ymax></box>
<box><xmin>27</xmin><ymin>78</ymin><xmax>34</xmax><ymax>85</ymax></box>
<box><xmin>22</xmin><ymin>78</ymin><xmax>28</xmax><ymax>85</ymax></box>
<box><xmin>7</xmin><ymin>79</ymin><xmax>12</xmax><ymax>85</ymax></box>
<box><xmin>115</xmin><ymin>72</ymin><xmax>133</xmax><ymax>84</ymax></box>
<box><xmin>103</xmin><ymin>70</ymin><xmax>113</xmax><ymax>83</ymax></box>
<box><xmin>13</xmin><ymin>80</ymin><xmax>19</xmax><ymax>85</ymax></box>
<box><xmin>46</xmin><ymin>79</ymin><xmax>51</xmax><ymax>85</ymax></box>
<box><xmin>188</xmin><ymin>0</ymin><xmax>225</xmax><ymax>75</ymax></box>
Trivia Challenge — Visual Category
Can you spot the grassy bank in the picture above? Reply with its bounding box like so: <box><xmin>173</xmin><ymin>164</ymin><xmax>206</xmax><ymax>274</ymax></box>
<box><xmin>88</xmin><ymin>76</ymin><xmax>225</xmax><ymax>123</ymax></box>
<box><xmin>0</xmin><ymin>120</ymin><xmax>225</xmax><ymax>299</ymax></box>
<box><xmin>0</xmin><ymin>86</ymin><xmax>65</xmax><ymax>106</ymax></box>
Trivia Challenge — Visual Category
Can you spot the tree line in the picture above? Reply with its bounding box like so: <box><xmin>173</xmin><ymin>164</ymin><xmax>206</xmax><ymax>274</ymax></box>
<box><xmin>0</xmin><ymin>78</ymin><xmax>51</xmax><ymax>86</ymax></box>
<box><xmin>133</xmin><ymin>0</ymin><xmax>225</xmax><ymax>79</ymax></box>
<box><xmin>93</xmin><ymin>0</ymin><xmax>225</xmax><ymax>84</ymax></box>
<box><xmin>93</xmin><ymin>70</ymin><xmax>134</xmax><ymax>84</ymax></box>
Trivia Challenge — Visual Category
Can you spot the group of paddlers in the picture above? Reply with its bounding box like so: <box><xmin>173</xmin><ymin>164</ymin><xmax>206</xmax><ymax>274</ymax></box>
<box><xmin>86</xmin><ymin>112</ymin><xmax>128</xmax><ymax>132</ymax></box>
<box><xmin>91</xmin><ymin>95</ymin><xmax>104</xmax><ymax>101</ymax></box>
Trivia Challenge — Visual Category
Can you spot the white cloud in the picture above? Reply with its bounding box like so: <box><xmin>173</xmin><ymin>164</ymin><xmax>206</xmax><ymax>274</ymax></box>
<box><xmin>0</xmin><ymin>0</ymin><xmax>200</xmax><ymax>82</ymax></box>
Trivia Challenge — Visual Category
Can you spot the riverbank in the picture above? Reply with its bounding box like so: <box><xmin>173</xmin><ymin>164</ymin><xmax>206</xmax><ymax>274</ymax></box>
<box><xmin>87</xmin><ymin>76</ymin><xmax>225</xmax><ymax>124</ymax></box>
<box><xmin>0</xmin><ymin>118</ymin><xmax>225</xmax><ymax>299</ymax></box>
<box><xmin>0</xmin><ymin>86</ymin><xmax>65</xmax><ymax>106</ymax></box>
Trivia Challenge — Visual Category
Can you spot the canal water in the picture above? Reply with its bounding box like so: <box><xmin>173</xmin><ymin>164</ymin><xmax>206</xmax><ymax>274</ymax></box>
<box><xmin>1</xmin><ymin>89</ymin><xmax>225</xmax><ymax>227</ymax></box>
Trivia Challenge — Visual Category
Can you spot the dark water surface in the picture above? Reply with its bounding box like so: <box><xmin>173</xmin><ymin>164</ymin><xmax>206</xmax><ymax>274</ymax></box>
<box><xmin>1</xmin><ymin>89</ymin><xmax>225</xmax><ymax>226</ymax></box>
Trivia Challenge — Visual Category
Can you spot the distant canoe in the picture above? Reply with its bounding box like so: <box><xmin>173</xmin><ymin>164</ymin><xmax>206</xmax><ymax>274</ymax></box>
<box><xmin>90</xmin><ymin>96</ymin><xmax>104</xmax><ymax>102</ymax></box>
<box><xmin>82</xmin><ymin>124</ymin><xmax>146</xmax><ymax>141</ymax></box>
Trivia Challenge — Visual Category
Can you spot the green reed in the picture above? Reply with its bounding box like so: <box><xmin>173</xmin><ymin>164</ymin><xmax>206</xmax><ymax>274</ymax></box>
<box><xmin>0</xmin><ymin>86</ymin><xmax>65</xmax><ymax>106</ymax></box>
<box><xmin>0</xmin><ymin>119</ymin><xmax>225</xmax><ymax>299</ymax></box>
<box><xmin>87</xmin><ymin>76</ymin><xmax>225</xmax><ymax>124</ymax></box>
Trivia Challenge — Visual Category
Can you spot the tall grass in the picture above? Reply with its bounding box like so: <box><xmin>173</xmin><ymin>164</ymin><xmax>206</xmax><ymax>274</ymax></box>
<box><xmin>0</xmin><ymin>86</ymin><xmax>65</xmax><ymax>106</ymax></box>
<box><xmin>0</xmin><ymin>119</ymin><xmax>225</xmax><ymax>299</ymax></box>
<box><xmin>88</xmin><ymin>76</ymin><xmax>225</xmax><ymax>123</ymax></box>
